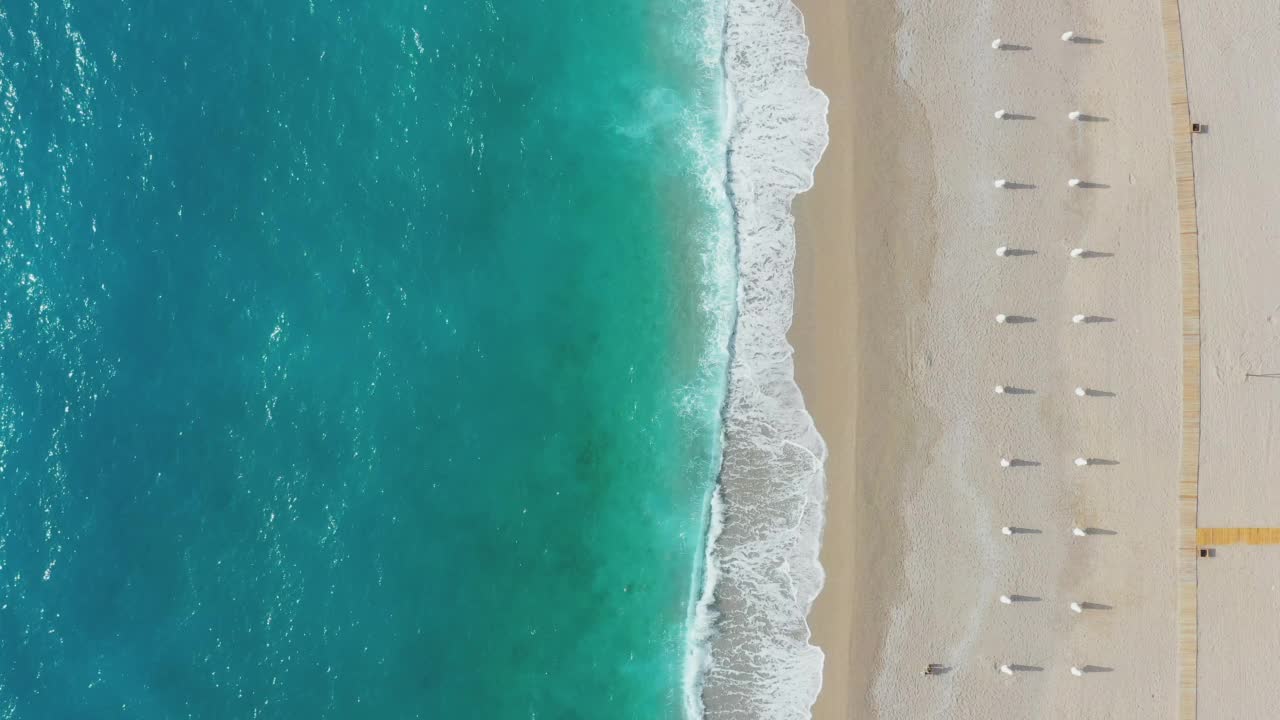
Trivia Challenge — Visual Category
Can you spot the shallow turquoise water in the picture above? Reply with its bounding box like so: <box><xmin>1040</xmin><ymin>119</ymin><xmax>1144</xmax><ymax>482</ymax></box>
<box><xmin>0</xmin><ymin>1</ymin><xmax>730</xmax><ymax>717</ymax></box>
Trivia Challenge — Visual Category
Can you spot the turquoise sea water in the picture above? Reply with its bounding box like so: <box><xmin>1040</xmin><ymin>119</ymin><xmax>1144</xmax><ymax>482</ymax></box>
<box><xmin>0</xmin><ymin>1</ymin><xmax>732</xmax><ymax>717</ymax></box>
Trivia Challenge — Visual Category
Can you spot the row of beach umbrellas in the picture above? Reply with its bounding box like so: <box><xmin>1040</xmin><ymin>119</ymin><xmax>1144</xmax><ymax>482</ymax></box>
<box><xmin>984</xmin><ymin>27</ymin><xmax>1110</xmax><ymax>681</ymax></box>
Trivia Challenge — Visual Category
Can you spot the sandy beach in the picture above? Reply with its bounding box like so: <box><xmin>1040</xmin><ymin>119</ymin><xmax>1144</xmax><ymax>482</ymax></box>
<box><xmin>1183</xmin><ymin>0</ymin><xmax>1280</xmax><ymax>527</ymax></box>
<box><xmin>791</xmin><ymin>0</ymin><xmax>1183</xmax><ymax>716</ymax></box>
<box><xmin>1180</xmin><ymin>3</ymin><xmax>1280</xmax><ymax>717</ymax></box>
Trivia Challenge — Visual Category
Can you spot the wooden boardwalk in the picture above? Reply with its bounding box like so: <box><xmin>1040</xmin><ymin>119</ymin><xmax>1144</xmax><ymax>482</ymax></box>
<box><xmin>1198</xmin><ymin>528</ymin><xmax>1280</xmax><ymax>546</ymax></box>
<box><xmin>1161</xmin><ymin>0</ymin><xmax>1202</xmax><ymax>718</ymax></box>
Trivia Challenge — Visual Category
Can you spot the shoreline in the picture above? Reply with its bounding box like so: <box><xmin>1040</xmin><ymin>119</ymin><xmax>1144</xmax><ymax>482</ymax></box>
<box><xmin>790</xmin><ymin>0</ymin><xmax>938</xmax><ymax>715</ymax></box>
<box><xmin>786</xmin><ymin>0</ymin><xmax>857</xmax><ymax>711</ymax></box>
<box><xmin>699</xmin><ymin>0</ymin><xmax>830</xmax><ymax>717</ymax></box>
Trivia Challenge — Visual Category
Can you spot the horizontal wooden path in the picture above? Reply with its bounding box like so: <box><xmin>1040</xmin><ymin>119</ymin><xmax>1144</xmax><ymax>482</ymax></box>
<box><xmin>1197</xmin><ymin>528</ymin><xmax>1280</xmax><ymax>546</ymax></box>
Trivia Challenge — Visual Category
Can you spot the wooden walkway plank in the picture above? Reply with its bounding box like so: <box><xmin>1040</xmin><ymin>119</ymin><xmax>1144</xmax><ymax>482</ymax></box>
<box><xmin>1198</xmin><ymin>528</ymin><xmax>1280</xmax><ymax>546</ymax></box>
<box><xmin>1162</xmin><ymin>0</ymin><xmax>1198</xmax><ymax>712</ymax></box>
<box><xmin>1161</xmin><ymin>0</ymin><xmax>1202</xmax><ymax>719</ymax></box>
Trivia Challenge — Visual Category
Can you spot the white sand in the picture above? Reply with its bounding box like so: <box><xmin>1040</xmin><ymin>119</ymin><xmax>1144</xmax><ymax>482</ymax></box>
<box><xmin>1181</xmin><ymin>1</ymin><xmax>1280</xmax><ymax>527</ymax></box>
<box><xmin>1198</xmin><ymin>546</ymin><xmax>1280</xmax><ymax>718</ymax></box>
<box><xmin>792</xmin><ymin>0</ymin><xmax>1184</xmax><ymax>716</ymax></box>
<box><xmin>1180</xmin><ymin>5</ymin><xmax>1280</xmax><ymax>717</ymax></box>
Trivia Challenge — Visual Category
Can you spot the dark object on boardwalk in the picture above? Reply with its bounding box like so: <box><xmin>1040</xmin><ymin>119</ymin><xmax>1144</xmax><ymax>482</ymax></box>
<box><xmin>1200</xmin><ymin>547</ymin><xmax>1216</xmax><ymax>558</ymax></box>
<box><xmin>1192</xmin><ymin>122</ymin><xmax>1207</xmax><ymax>134</ymax></box>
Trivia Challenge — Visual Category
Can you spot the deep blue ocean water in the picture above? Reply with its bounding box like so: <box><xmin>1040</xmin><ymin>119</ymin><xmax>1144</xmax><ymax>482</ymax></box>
<box><xmin>0</xmin><ymin>1</ymin><xmax>731</xmax><ymax>717</ymax></box>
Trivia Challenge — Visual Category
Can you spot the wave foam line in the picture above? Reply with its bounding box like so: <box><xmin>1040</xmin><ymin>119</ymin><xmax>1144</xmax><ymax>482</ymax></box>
<box><xmin>699</xmin><ymin>0</ymin><xmax>831</xmax><ymax>717</ymax></box>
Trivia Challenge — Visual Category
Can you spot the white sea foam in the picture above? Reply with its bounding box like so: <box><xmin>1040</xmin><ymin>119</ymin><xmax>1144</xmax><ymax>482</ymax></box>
<box><xmin>697</xmin><ymin>0</ymin><xmax>830</xmax><ymax>717</ymax></box>
<box><xmin>678</xmin><ymin>1</ymin><xmax>741</xmax><ymax>716</ymax></box>
<box><xmin>684</xmin><ymin>487</ymin><xmax>726</xmax><ymax>720</ymax></box>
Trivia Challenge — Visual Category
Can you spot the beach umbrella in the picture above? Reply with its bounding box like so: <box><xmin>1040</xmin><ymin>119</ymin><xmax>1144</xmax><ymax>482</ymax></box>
<box><xmin>1000</xmin><ymin>457</ymin><xmax>1012</xmax><ymax>468</ymax></box>
<box><xmin>1071</xmin><ymin>666</ymin><xmax>1084</xmax><ymax>677</ymax></box>
<box><xmin>1070</xmin><ymin>602</ymin><xmax>1084</xmax><ymax>613</ymax></box>
<box><xmin>999</xmin><ymin>595</ymin><xmax>1013</xmax><ymax>604</ymax></box>
<box><xmin>994</xmin><ymin>109</ymin><xmax>1008</xmax><ymax>119</ymax></box>
<box><xmin>992</xmin><ymin>39</ymin><xmax>1004</xmax><ymax>50</ymax></box>
<box><xmin>1062</xmin><ymin>31</ymin><xmax>1076</xmax><ymax>42</ymax></box>
<box><xmin>996</xmin><ymin>246</ymin><xmax>1009</xmax><ymax>256</ymax></box>
<box><xmin>1072</xmin><ymin>314</ymin><xmax>1086</xmax><ymax>324</ymax></box>
<box><xmin>1069</xmin><ymin>110</ymin><xmax>1082</xmax><ymax>121</ymax></box>
<box><xmin>1070</xmin><ymin>248</ymin><xmax>1085</xmax><ymax>258</ymax></box>
<box><xmin>1075</xmin><ymin>387</ymin><xmax>1087</xmax><ymax>397</ymax></box>
<box><xmin>1000</xmin><ymin>665</ymin><xmax>1015</xmax><ymax>675</ymax></box>
<box><xmin>996</xmin><ymin>314</ymin><xmax>1009</xmax><ymax>323</ymax></box>
<box><xmin>994</xmin><ymin>179</ymin><xmax>1009</xmax><ymax>188</ymax></box>
<box><xmin>1075</xmin><ymin>457</ymin><xmax>1090</xmax><ymax>466</ymax></box>
<box><xmin>1068</xmin><ymin>178</ymin><xmax>1082</xmax><ymax>188</ymax></box>
<box><xmin>1073</xmin><ymin>527</ymin><xmax>1087</xmax><ymax>536</ymax></box>
<box><xmin>1002</xmin><ymin>526</ymin><xmax>1014</xmax><ymax>535</ymax></box>
<box><xmin>994</xmin><ymin>385</ymin><xmax>1006</xmax><ymax>394</ymax></box>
